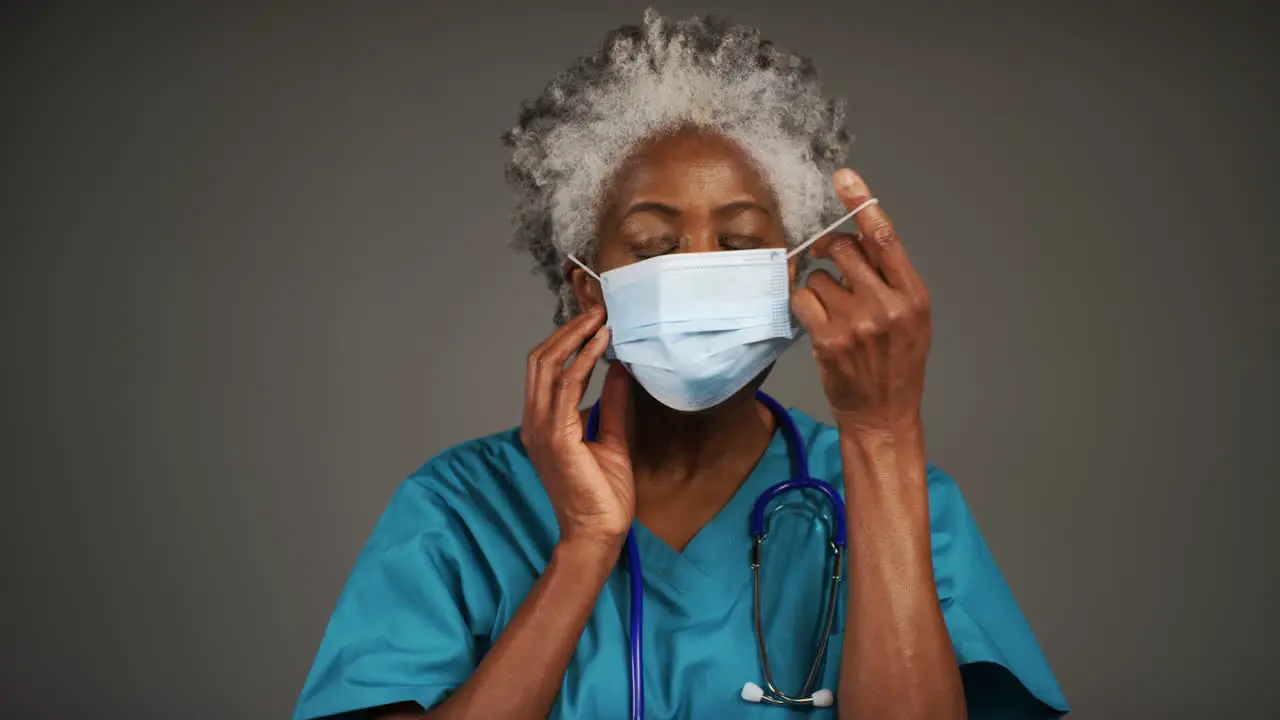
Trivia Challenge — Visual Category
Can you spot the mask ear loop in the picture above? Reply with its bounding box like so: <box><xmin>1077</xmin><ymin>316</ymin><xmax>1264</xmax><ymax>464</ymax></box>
<box><xmin>785</xmin><ymin>198</ymin><xmax>880</xmax><ymax>260</ymax></box>
<box><xmin>566</xmin><ymin>255</ymin><xmax>602</xmax><ymax>282</ymax></box>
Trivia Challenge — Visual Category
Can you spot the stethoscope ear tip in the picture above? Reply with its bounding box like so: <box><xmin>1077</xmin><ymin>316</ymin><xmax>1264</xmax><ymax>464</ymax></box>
<box><xmin>812</xmin><ymin>689</ymin><xmax>835</xmax><ymax>707</ymax></box>
<box><xmin>741</xmin><ymin>682</ymin><xmax>765</xmax><ymax>703</ymax></box>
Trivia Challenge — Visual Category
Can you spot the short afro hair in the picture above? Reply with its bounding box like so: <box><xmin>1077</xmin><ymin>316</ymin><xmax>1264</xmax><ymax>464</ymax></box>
<box><xmin>502</xmin><ymin>8</ymin><xmax>852</xmax><ymax>324</ymax></box>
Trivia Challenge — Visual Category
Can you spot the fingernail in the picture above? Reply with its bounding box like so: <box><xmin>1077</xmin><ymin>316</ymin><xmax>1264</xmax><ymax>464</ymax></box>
<box><xmin>834</xmin><ymin>168</ymin><xmax>859</xmax><ymax>190</ymax></box>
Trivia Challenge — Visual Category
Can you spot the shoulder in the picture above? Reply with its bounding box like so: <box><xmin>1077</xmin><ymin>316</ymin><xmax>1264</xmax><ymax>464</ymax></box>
<box><xmin>366</xmin><ymin>426</ymin><xmax>549</xmax><ymax>550</ymax></box>
<box><xmin>407</xmin><ymin>426</ymin><xmax>535</xmax><ymax>502</ymax></box>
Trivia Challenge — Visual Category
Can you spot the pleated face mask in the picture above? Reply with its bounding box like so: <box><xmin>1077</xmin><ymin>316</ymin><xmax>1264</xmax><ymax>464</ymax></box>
<box><xmin>569</xmin><ymin>248</ymin><xmax>797</xmax><ymax>412</ymax></box>
<box><xmin>567</xmin><ymin>199</ymin><xmax>878</xmax><ymax>412</ymax></box>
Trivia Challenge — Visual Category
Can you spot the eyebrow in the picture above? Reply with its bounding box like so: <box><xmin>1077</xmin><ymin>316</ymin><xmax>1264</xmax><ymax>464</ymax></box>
<box><xmin>621</xmin><ymin>202</ymin><xmax>680</xmax><ymax>219</ymax></box>
<box><xmin>620</xmin><ymin>199</ymin><xmax>772</xmax><ymax>220</ymax></box>
<box><xmin>713</xmin><ymin>200</ymin><xmax>772</xmax><ymax>218</ymax></box>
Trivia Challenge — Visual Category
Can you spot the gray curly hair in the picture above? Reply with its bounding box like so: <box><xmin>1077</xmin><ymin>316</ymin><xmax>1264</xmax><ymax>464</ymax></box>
<box><xmin>502</xmin><ymin>8</ymin><xmax>852</xmax><ymax>324</ymax></box>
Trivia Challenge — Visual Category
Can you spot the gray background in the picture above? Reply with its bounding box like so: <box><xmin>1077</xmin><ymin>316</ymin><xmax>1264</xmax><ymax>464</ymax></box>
<box><xmin>2</xmin><ymin>1</ymin><xmax>1276</xmax><ymax>718</ymax></box>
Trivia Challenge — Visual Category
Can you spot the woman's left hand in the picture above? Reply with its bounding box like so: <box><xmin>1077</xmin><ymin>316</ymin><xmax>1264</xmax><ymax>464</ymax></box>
<box><xmin>792</xmin><ymin>169</ymin><xmax>932</xmax><ymax>436</ymax></box>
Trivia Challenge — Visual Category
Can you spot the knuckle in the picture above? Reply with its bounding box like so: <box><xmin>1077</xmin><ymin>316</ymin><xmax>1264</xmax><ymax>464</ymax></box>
<box><xmin>895</xmin><ymin>294</ymin><xmax>930</xmax><ymax>323</ymax></box>
<box><xmin>830</xmin><ymin>236</ymin><xmax>858</xmax><ymax>258</ymax></box>
<box><xmin>811</xmin><ymin>332</ymin><xmax>840</xmax><ymax>356</ymax></box>
<box><xmin>869</xmin><ymin>221</ymin><xmax>897</xmax><ymax>247</ymax></box>
<box><xmin>884</xmin><ymin>302</ymin><xmax>910</xmax><ymax>326</ymax></box>
<box><xmin>526</xmin><ymin>347</ymin><xmax>544</xmax><ymax>369</ymax></box>
<box><xmin>852</xmin><ymin>317</ymin><xmax>882</xmax><ymax>338</ymax></box>
<box><xmin>882</xmin><ymin>311</ymin><xmax>903</xmax><ymax>330</ymax></box>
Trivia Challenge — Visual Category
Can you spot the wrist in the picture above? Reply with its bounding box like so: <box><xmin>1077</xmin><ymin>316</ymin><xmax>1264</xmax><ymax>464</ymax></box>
<box><xmin>832</xmin><ymin>408</ymin><xmax>923</xmax><ymax>442</ymax></box>
<box><xmin>554</xmin><ymin>534</ymin><xmax>625</xmax><ymax>573</ymax></box>
<box><xmin>837</xmin><ymin>414</ymin><xmax>925</xmax><ymax>456</ymax></box>
<box><xmin>838</xmin><ymin>417</ymin><xmax>929</xmax><ymax>511</ymax></box>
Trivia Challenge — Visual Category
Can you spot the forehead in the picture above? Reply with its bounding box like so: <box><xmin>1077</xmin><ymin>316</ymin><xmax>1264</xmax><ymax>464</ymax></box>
<box><xmin>606</xmin><ymin>129</ymin><xmax>776</xmax><ymax>207</ymax></box>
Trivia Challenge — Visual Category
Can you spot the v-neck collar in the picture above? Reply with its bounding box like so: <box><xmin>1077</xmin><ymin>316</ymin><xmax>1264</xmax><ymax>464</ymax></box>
<box><xmin>629</xmin><ymin>414</ymin><xmax>794</xmax><ymax>594</ymax></box>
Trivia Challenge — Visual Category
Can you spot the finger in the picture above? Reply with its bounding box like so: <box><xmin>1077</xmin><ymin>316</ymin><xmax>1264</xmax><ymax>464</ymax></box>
<box><xmin>832</xmin><ymin>169</ymin><xmax>925</xmax><ymax>295</ymax></box>
<box><xmin>848</xmin><ymin>232</ymin><xmax>891</xmax><ymax>285</ymax></box>
<box><xmin>525</xmin><ymin>308</ymin><xmax>603</xmax><ymax>417</ymax></box>
<box><xmin>812</xmin><ymin>232</ymin><xmax>886</xmax><ymax>293</ymax></box>
<box><xmin>525</xmin><ymin>307</ymin><xmax>606</xmax><ymax>423</ymax></box>
<box><xmin>791</xmin><ymin>286</ymin><xmax>831</xmax><ymax>332</ymax></box>
<box><xmin>806</xmin><ymin>267</ymin><xmax>883</xmax><ymax>324</ymax></box>
<box><xmin>594</xmin><ymin>361</ymin><xmax>632</xmax><ymax>452</ymax></box>
<box><xmin>812</xmin><ymin>232</ymin><xmax>876</xmax><ymax>275</ymax></box>
<box><xmin>551</xmin><ymin>325</ymin><xmax>610</xmax><ymax>429</ymax></box>
<box><xmin>804</xmin><ymin>269</ymin><xmax>849</xmax><ymax>309</ymax></box>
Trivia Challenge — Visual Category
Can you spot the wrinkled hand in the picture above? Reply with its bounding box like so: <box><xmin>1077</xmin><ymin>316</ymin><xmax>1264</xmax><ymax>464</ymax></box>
<box><xmin>792</xmin><ymin>170</ymin><xmax>932</xmax><ymax>435</ymax></box>
<box><xmin>520</xmin><ymin>307</ymin><xmax>635</xmax><ymax>548</ymax></box>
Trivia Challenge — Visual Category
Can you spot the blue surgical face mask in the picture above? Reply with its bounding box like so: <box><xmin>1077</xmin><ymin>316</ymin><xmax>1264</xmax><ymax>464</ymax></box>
<box><xmin>569</xmin><ymin>248</ymin><xmax>798</xmax><ymax>412</ymax></box>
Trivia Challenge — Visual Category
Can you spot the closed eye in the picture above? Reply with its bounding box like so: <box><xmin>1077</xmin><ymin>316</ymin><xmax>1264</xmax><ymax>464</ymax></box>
<box><xmin>719</xmin><ymin>235</ymin><xmax>764</xmax><ymax>250</ymax></box>
<box><xmin>634</xmin><ymin>237</ymin><xmax>679</xmax><ymax>259</ymax></box>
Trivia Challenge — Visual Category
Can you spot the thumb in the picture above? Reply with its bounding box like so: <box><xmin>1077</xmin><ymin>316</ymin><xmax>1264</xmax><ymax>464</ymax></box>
<box><xmin>594</xmin><ymin>362</ymin><xmax>632</xmax><ymax>452</ymax></box>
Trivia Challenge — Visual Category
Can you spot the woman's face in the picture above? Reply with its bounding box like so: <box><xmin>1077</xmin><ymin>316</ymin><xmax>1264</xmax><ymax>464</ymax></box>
<box><xmin>570</xmin><ymin>128</ymin><xmax>793</xmax><ymax>312</ymax></box>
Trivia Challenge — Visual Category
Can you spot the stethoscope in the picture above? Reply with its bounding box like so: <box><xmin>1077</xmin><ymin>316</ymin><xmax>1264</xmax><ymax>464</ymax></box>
<box><xmin>586</xmin><ymin>391</ymin><xmax>847</xmax><ymax>719</ymax></box>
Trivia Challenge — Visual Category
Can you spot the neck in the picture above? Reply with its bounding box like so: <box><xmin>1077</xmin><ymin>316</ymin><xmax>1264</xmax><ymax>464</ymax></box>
<box><xmin>629</xmin><ymin>380</ymin><xmax>776</xmax><ymax>485</ymax></box>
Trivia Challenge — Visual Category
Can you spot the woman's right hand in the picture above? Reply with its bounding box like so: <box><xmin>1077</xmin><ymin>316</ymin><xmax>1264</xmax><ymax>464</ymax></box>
<box><xmin>520</xmin><ymin>306</ymin><xmax>635</xmax><ymax>550</ymax></box>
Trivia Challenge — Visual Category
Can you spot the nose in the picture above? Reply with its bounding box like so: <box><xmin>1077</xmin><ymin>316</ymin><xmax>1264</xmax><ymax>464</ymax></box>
<box><xmin>674</xmin><ymin>216</ymin><xmax>721</xmax><ymax>254</ymax></box>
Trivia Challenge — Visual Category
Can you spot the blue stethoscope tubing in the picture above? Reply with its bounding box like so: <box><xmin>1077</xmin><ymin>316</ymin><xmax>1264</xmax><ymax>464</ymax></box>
<box><xmin>585</xmin><ymin>391</ymin><xmax>848</xmax><ymax>719</ymax></box>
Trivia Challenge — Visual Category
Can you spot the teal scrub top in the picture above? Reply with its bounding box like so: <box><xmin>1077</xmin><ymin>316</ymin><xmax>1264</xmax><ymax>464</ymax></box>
<box><xmin>293</xmin><ymin>407</ymin><xmax>1069</xmax><ymax>719</ymax></box>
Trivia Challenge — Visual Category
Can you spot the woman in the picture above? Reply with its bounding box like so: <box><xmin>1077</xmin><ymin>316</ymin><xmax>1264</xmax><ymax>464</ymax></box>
<box><xmin>293</xmin><ymin>10</ymin><xmax>1068</xmax><ymax>720</ymax></box>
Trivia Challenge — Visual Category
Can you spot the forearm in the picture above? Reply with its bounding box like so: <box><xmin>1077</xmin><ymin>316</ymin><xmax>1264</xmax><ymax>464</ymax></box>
<box><xmin>420</xmin><ymin>538</ymin><xmax>620</xmax><ymax>720</ymax></box>
<box><xmin>836</xmin><ymin>422</ymin><xmax>965</xmax><ymax>720</ymax></box>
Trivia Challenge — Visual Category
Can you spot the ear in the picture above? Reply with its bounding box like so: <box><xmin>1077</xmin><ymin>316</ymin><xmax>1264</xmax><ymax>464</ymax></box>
<box><xmin>566</xmin><ymin>262</ymin><xmax>604</xmax><ymax>312</ymax></box>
